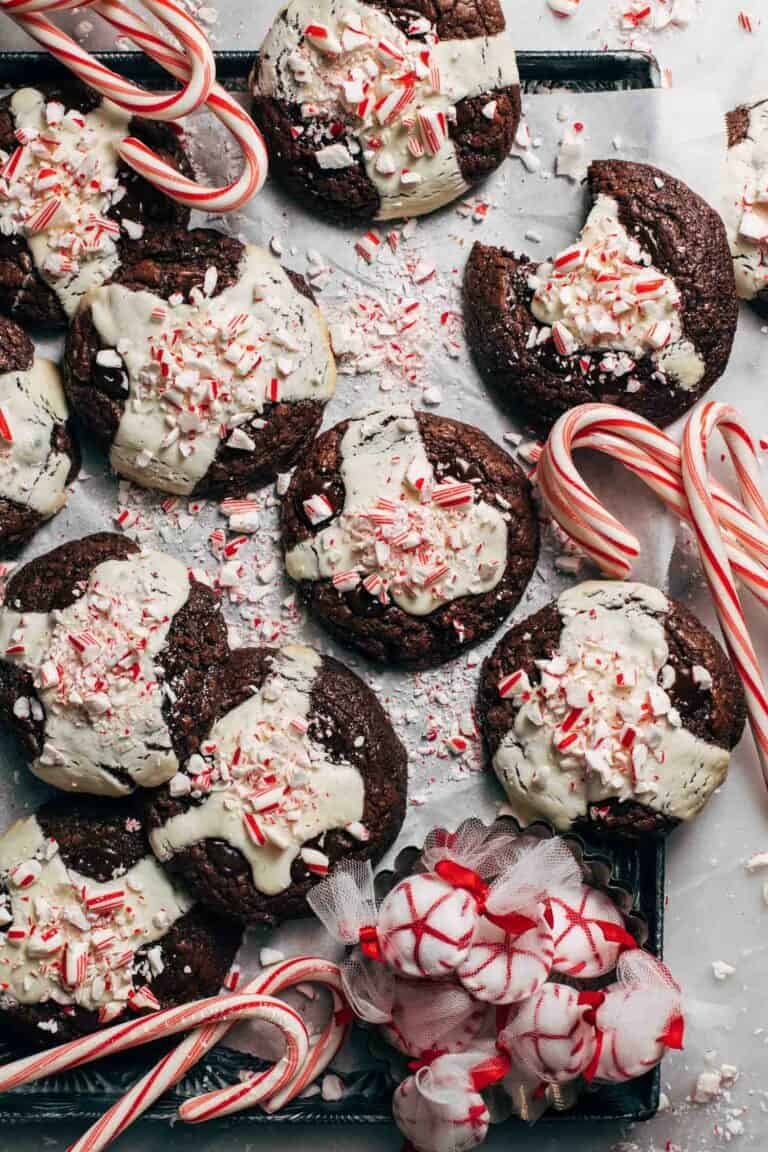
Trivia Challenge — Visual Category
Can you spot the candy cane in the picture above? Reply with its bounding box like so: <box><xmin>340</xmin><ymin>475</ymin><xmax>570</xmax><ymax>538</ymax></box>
<box><xmin>681</xmin><ymin>402</ymin><xmax>768</xmax><ymax>780</ymax></box>
<box><xmin>0</xmin><ymin>0</ymin><xmax>268</xmax><ymax>211</ymax></box>
<box><xmin>0</xmin><ymin>0</ymin><xmax>214</xmax><ymax>119</ymax></box>
<box><xmin>536</xmin><ymin>405</ymin><xmax>768</xmax><ymax>605</ymax></box>
<box><xmin>0</xmin><ymin>993</ymin><xmax>308</xmax><ymax>1094</ymax></box>
<box><xmin>70</xmin><ymin>959</ymin><xmax>351</xmax><ymax>1152</ymax></box>
<box><xmin>536</xmin><ymin>401</ymin><xmax>768</xmax><ymax>786</ymax></box>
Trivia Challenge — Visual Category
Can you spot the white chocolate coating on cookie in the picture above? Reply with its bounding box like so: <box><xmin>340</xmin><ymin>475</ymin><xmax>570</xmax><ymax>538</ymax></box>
<box><xmin>149</xmin><ymin>645</ymin><xmax>364</xmax><ymax>896</ymax></box>
<box><xmin>285</xmin><ymin>404</ymin><xmax>508</xmax><ymax>616</ymax></box>
<box><xmin>723</xmin><ymin>99</ymin><xmax>768</xmax><ymax>302</ymax></box>
<box><xmin>0</xmin><ymin>815</ymin><xmax>189</xmax><ymax>1018</ymax></box>
<box><xmin>0</xmin><ymin>549</ymin><xmax>191</xmax><ymax>796</ymax></box>
<box><xmin>529</xmin><ymin>195</ymin><xmax>705</xmax><ymax>392</ymax></box>
<box><xmin>3</xmin><ymin>89</ymin><xmax>131</xmax><ymax>317</ymax></box>
<box><xmin>255</xmin><ymin>0</ymin><xmax>519</xmax><ymax>220</ymax></box>
<box><xmin>493</xmin><ymin>582</ymin><xmax>730</xmax><ymax>830</ymax></box>
<box><xmin>87</xmin><ymin>245</ymin><xmax>335</xmax><ymax>495</ymax></box>
<box><xmin>0</xmin><ymin>358</ymin><xmax>73</xmax><ymax>518</ymax></box>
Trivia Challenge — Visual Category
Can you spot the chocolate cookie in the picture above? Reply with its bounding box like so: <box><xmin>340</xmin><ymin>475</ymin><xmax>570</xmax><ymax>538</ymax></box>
<box><xmin>0</xmin><ymin>78</ymin><xmax>192</xmax><ymax>327</ymax></box>
<box><xmin>478</xmin><ymin>581</ymin><xmax>746</xmax><ymax>836</ymax></box>
<box><xmin>0</xmin><ymin>315</ymin><xmax>79</xmax><ymax>551</ymax></box>
<box><xmin>64</xmin><ymin>229</ymin><xmax>336</xmax><ymax>497</ymax></box>
<box><xmin>145</xmin><ymin>643</ymin><xmax>407</xmax><ymax>926</ymax></box>
<box><xmin>725</xmin><ymin>99</ymin><xmax>768</xmax><ymax>316</ymax></box>
<box><xmin>465</xmin><ymin>160</ymin><xmax>738</xmax><ymax>436</ymax></box>
<box><xmin>250</xmin><ymin>0</ymin><xmax>521</xmax><ymax>224</ymax></box>
<box><xmin>0</xmin><ymin>533</ymin><xmax>228</xmax><ymax>797</ymax></box>
<box><xmin>0</xmin><ymin>796</ymin><xmax>240</xmax><ymax>1048</ymax></box>
<box><xmin>281</xmin><ymin>404</ymin><xmax>539</xmax><ymax>667</ymax></box>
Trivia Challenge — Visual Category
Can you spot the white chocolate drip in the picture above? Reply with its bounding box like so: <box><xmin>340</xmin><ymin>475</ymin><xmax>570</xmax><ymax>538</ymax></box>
<box><xmin>256</xmin><ymin>0</ymin><xmax>519</xmax><ymax>220</ymax></box>
<box><xmin>0</xmin><ymin>816</ymin><xmax>189</xmax><ymax>1017</ymax></box>
<box><xmin>0</xmin><ymin>358</ymin><xmax>73</xmax><ymax>517</ymax></box>
<box><xmin>149</xmin><ymin>645</ymin><xmax>364</xmax><ymax>895</ymax></box>
<box><xmin>0</xmin><ymin>550</ymin><xmax>191</xmax><ymax>797</ymax></box>
<box><xmin>529</xmin><ymin>195</ymin><xmax>705</xmax><ymax>392</ymax></box>
<box><xmin>723</xmin><ymin>100</ymin><xmax>768</xmax><ymax>301</ymax></box>
<box><xmin>2</xmin><ymin>89</ymin><xmax>131</xmax><ymax>317</ymax></box>
<box><xmin>285</xmin><ymin>404</ymin><xmax>508</xmax><ymax>617</ymax></box>
<box><xmin>493</xmin><ymin>582</ymin><xmax>730</xmax><ymax>829</ymax></box>
<box><xmin>88</xmin><ymin>245</ymin><xmax>335</xmax><ymax>495</ymax></box>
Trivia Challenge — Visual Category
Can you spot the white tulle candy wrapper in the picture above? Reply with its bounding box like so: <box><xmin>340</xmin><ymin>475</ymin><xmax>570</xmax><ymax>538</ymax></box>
<box><xmin>499</xmin><ymin>982</ymin><xmax>599</xmax><ymax>1084</ymax></box>
<box><xmin>594</xmin><ymin>950</ymin><xmax>684</xmax><ymax>1082</ymax></box>
<box><xmin>306</xmin><ymin>858</ymin><xmax>382</xmax><ymax>956</ymax></box>
<box><xmin>341</xmin><ymin>950</ymin><xmax>490</xmax><ymax>1057</ymax></box>
<box><xmin>547</xmin><ymin>883</ymin><xmax>637</xmax><ymax>979</ymax></box>
<box><xmin>420</xmin><ymin>820</ymin><xmax>517</xmax><ymax>882</ymax></box>
<box><xmin>394</xmin><ymin>1051</ymin><xmax>510</xmax><ymax>1152</ymax></box>
<box><xmin>456</xmin><ymin>912</ymin><xmax>554</xmax><ymax>1005</ymax></box>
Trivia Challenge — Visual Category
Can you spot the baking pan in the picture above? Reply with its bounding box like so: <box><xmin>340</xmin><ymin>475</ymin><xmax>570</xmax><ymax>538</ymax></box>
<box><xmin>0</xmin><ymin>45</ymin><xmax>663</xmax><ymax>1127</ymax></box>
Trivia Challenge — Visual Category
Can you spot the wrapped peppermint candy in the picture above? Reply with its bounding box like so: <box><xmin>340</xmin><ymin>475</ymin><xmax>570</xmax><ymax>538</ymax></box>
<box><xmin>309</xmin><ymin>826</ymin><xmax>581</xmax><ymax>980</ymax></box>
<box><xmin>342</xmin><ymin>949</ymin><xmax>490</xmax><ymax>1058</ymax></box>
<box><xmin>547</xmin><ymin>883</ymin><xmax>637</xmax><ymax>979</ymax></box>
<box><xmin>456</xmin><ymin>914</ymin><xmax>554</xmax><ymax>1005</ymax></box>
<box><xmin>394</xmin><ymin>1050</ymin><xmax>511</xmax><ymax>1152</ymax></box>
<box><xmin>593</xmin><ymin>950</ymin><xmax>684</xmax><ymax>1082</ymax></box>
<box><xmin>380</xmin><ymin>827</ymin><xmax>581</xmax><ymax>979</ymax></box>
<box><xmin>498</xmin><ymin>982</ymin><xmax>602</xmax><ymax>1084</ymax></box>
<box><xmin>449</xmin><ymin>833</ymin><xmax>581</xmax><ymax>1003</ymax></box>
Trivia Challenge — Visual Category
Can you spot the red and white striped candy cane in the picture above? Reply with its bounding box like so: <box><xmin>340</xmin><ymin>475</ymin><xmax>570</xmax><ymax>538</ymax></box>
<box><xmin>69</xmin><ymin>958</ymin><xmax>351</xmax><ymax>1152</ymax></box>
<box><xmin>0</xmin><ymin>993</ymin><xmax>308</xmax><ymax>1095</ymax></box>
<box><xmin>537</xmin><ymin>404</ymin><xmax>768</xmax><ymax>606</ymax></box>
<box><xmin>0</xmin><ymin>0</ymin><xmax>214</xmax><ymax>119</ymax></box>
<box><xmin>681</xmin><ymin>402</ymin><xmax>768</xmax><ymax>780</ymax></box>
<box><xmin>0</xmin><ymin>0</ymin><xmax>268</xmax><ymax>211</ymax></box>
<box><xmin>536</xmin><ymin>401</ymin><xmax>768</xmax><ymax>786</ymax></box>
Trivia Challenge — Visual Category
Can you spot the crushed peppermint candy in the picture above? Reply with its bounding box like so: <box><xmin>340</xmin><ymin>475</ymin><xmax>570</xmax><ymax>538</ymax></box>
<box><xmin>286</xmin><ymin>407</ymin><xmax>508</xmax><ymax>615</ymax></box>
<box><xmin>0</xmin><ymin>89</ymin><xmax>133</xmax><ymax>314</ymax></box>
<box><xmin>528</xmin><ymin>196</ymin><xmax>684</xmax><ymax>368</ymax></box>
<box><xmin>0</xmin><ymin>817</ymin><xmax>187</xmax><ymax>1016</ymax></box>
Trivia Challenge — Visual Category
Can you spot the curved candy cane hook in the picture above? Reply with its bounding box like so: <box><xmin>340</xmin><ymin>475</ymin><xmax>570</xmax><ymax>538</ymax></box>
<box><xmin>0</xmin><ymin>0</ymin><xmax>269</xmax><ymax>211</ymax></box>
<box><xmin>69</xmin><ymin>959</ymin><xmax>351</xmax><ymax>1152</ymax></box>
<box><xmin>0</xmin><ymin>0</ymin><xmax>215</xmax><ymax>120</ymax></box>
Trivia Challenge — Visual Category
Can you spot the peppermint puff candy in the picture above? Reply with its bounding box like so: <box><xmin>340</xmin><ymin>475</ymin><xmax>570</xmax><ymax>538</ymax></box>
<box><xmin>379</xmin><ymin>825</ymin><xmax>583</xmax><ymax>979</ymax></box>
<box><xmin>393</xmin><ymin>1050</ymin><xmax>511</xmax><ymax>1152</ymax></box>
<box><xmin>593</xmin><ymin>950</ymin><xmax>684</xmax><ymax>1083</ymax></box>
<box><xmin>377</xmin><ymin>873</ymin><xmax>479</xmax><ymax>977</ymax></box>
<box><xmin>456</xmin><ymin>913</ymin><xmax>554</xmax><ymax>1005</ymax></box>
<box><xmin>547</xmin><ymin>883</ymin><xmax>637</xmax><ymax>979</ymax></box>
<box><xmin>448</xmin><ymin>833</ymin><xmax>582</xmax><ymax>1003</ymax></box>
<box><xmin>498</xmin><ymin>982</ymin><xmax>601</xmax><ymax>1085</ymax></box>
<box><xmin>341</xmin><ymin>950</ymin><xmax>490</xmax><ymax>1059</ymax></box>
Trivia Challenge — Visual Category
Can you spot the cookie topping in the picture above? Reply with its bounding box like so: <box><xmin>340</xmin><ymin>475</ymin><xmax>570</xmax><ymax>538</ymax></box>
<box><xmin>0</xmin><ymin>815</ymin><xmax>189</xmax><ymax>1017</ymax></box>
<box><xmin>0</xmin><ymin>550</ymin><xmax>191</xmax><ymax>796</ymax></box>
<box><xmin>0</xmin><ymin>88</ymin><xmax>133</xmax><ymax>316</ymax></box>
<box><xmin>528</xmin><ymin>195</ymin><xmax>703</xmax><ymax>390</ymax></box>
<box><xmin>0</xmin><ymin>360</ymin><xmax>73</xmax><ymax>517</ymax></box>
<box><xmin>149</xmin><ymin>646</ymin><xmax>364</xmax><ymax>896</ymax></box>
<box><xmin>724</xmin><ymin>99</ymin><xmax>768</xmax><ymax>301</ymax></box>
<box><xmin>257</xmin><ymin>0</ymin><xmax>519</xmax><ymax>219</ymax></box>
<box><xmin>285</xmin><ymin>405</ymin><xmax>508</xmax><ymax>617</ymax></box>
<box><xmin>88</xmin><ymin>245</ymin><xmax>335</xmax><ymax>495</ymax></box>
<box><xmin>493</xmin><ymin>582</ymin><xmax>730</xmax><ymax>828</ymax></box>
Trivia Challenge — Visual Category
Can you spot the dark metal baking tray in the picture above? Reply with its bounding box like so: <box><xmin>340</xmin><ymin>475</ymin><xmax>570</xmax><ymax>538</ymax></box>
<box><xmin>0</xmin><ymin>44</ymin><xmax>662</xmax><ymax>1128</ymax></box>
<box><xmin>0</xmin><ymin>48</ymin><xmax>661</xmax><ymax>93</ymax></box>
<box><xmin>0</xmin><ymin>828</ymin><xmax>665</xmax><ymax>1127</ymax></box>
